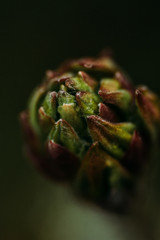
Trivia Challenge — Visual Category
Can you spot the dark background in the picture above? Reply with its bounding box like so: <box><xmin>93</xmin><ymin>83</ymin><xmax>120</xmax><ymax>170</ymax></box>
<box><xmin>1</xmin><ymin>1</ymin><xmax>160</xmax><ymax>239</ymax></box>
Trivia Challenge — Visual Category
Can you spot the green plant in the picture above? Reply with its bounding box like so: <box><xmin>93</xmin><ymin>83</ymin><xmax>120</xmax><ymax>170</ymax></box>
<box><xmin>20</xmin><ymin>54</ymin><xmax>160</xmax><ymax>210</ymax></box>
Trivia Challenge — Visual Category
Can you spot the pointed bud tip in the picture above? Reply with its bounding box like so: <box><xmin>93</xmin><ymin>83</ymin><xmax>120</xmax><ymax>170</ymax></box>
<box><xmin>99</xmin><ymin>103</ymin><xmax>118</xmax><ymax>122</ymax></box>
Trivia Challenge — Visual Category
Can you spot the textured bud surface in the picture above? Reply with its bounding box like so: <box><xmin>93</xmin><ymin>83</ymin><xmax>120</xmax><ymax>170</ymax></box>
<box><xmin>20</xmin><ymin>54</ymin><xmax>160</xmax><ymax>210</ymax></box>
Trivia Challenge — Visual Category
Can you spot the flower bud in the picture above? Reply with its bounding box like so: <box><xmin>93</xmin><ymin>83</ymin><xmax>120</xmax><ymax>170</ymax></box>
<box><xmin>20</xmin><ymin>54</ymin><xmax>160</xmax><ymax>210</ymax></box>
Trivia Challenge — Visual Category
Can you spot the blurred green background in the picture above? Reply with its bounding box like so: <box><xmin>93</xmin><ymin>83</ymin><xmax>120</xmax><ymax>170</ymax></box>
<box><xmin>1</xmin><ymin>1</ymin><xmax>160</xmax><ymax>239</ymax></box>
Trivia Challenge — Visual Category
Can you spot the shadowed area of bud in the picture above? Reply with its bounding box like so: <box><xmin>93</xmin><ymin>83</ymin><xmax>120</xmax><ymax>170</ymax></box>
<box><xmin>135</xmin><ymin>88</ymin><xmax>160</xmax><ymax>138</ymax></box>
<box><xmin>75</xmin><ymin>142</ymin><xmax>131</xmax><ymax>209</ymax></box>
<box><xmin>20</xmin><ymin>54</ymin><xmax>160</xmax><ymax>211</ymax></box>
<box><xmin>98</xmin><ymin>103</ymin><xmax>119</xmax><ymax>122</ymax></box>
<box><xmin>122</xmin><ymin>130</ymin><xmax>146</xmax><ymax>173</ymax></box>
<box><xmin>47</xmin><ymin>140</ymin><xmax>80</xmax><ymax>180</ymax></box>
